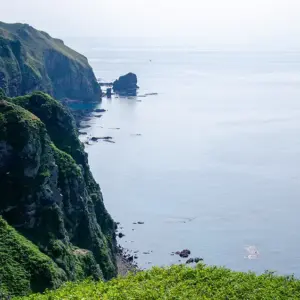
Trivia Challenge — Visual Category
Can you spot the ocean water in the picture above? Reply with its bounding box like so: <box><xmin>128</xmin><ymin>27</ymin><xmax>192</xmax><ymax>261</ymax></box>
<box><xmin>66</xmin><ymin>38</ymin><xmax>300</xmax><ymax>275</ymax></box>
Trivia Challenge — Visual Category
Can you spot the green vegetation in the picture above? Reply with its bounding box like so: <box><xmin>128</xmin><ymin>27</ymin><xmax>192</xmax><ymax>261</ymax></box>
<box><xmin>51</xmin><ymin>143</ymin><xmax>81</xmax><ymax>178</ymax></box>
<box><xmin>0</xmin><ymin>22</ymin><xmax>100</xmax><ymax>101</ymax></box>
<box><xmin>46</xmin><ymin>239</ymin><xmax>102</xmax><ymax>282</ymax></box>
<box><xmin>0</xmin><ymin>93</ymin><xmax>116</xmax><ymax>296</ymax></box>
<box><xmin>0</xmin><ymin>22</ymin><xmax>87</xmax><ymax>66</ymax></box>
<box><xmin>0</xmin><ymin>87</ymin><xmax>6</xmax><ymax>98</ymax></box>
<box><xmin>10</xmin><ymin>92</ymin><xmax>81</xmax><ymax>159</ymax></box>
<box><xmin>0</xmin><ymin>217</ymin><xmax>65</xmax><ymax>297</ymax></box>
<box><xmin>9</xmin><ymin>92</ymin><xmax>117</xmax><ymax>279</ymax></box>
<box><xmin>17</xmin><ymin>264</ymin><xmax>300</xmax><ymax>300</ymax></box>
<box><xmin>0</xmin><ymin>99</ymin><xmax>45</xmax><ymax>151</ymax></box>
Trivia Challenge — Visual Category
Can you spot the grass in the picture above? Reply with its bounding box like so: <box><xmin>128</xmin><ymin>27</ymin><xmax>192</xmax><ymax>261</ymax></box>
<box><xmin>0</xmin><ymin>99</ymin><xmax>45</xmax><ymax>151</ymax></box>
<box><xmin>0</xmin><ymin>22</ymin><xmax>88</xmax><ymax>67</ymax></box>
<box><xmin>0</xmin><ymin>217</ymin><xmax>65</xmax><ymax>297</ymax></box>
<box><xmin>0</xmin><ymin>22</ymin><xmax>100</xmax><ymax>101</ymax></box>
<box><xmin>10</xmin><ymin>92</ymin><xmax>81</xmax><ymax>158</ymax></box>
<box><xmin>51</xmin><ymin>143</ymin><xmax>82</xmax><ymax>178</ymax></box>
<box><xmin>16</xmin><ymin>264</ymin><xmax>300</xmax><ymax>300</ymax></box>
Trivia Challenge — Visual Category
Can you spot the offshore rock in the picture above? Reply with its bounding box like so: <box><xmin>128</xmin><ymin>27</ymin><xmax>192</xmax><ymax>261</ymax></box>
<box><xmin>113</xmin><ymin>73</ymin><xmax>138</xmax><ymax>96</ymax></box>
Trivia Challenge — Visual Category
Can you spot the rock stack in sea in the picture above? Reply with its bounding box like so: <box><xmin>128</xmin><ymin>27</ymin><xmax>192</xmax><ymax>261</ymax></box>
<box><xmin>113</xmin><ymin>73</ymin><xmax>139</xmax><ymax>96</ymax></box>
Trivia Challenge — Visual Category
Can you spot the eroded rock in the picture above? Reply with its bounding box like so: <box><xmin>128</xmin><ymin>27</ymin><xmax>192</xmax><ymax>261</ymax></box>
<box><xmin>113</xmin><ymin>73</ymin><xmax>139</xmax><ymax>96</ymax></box>
<box><xmin>175</xmin><ymin>249</ymin><xmax>191</xmax><ymax>258</ymax></box>
<box><xmin>186</xmin><ymin>258</ymin><xmax>194</xmax><ymax>264</ymax></box>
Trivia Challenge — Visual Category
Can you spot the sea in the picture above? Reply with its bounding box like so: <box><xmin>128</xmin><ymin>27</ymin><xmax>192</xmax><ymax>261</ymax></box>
<box><xmin>65</xmin><ymin>37</ymin><xmax>300</xmax><ymax>276</ymax></box>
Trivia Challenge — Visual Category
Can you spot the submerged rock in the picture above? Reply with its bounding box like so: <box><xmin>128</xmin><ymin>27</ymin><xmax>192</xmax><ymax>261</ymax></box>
<box><xmin>138</xmin><ymin>93</ymin><xmax>158</xmax><ymax>98</ymax></box>
<box><xmin>94</xmin><ymin>108</ymin><xmax>106</xmax><ymax>113</ymax></box>
<box><xmin>103</xmin><ymin>140</ymin><xmax>116</xmax><ymax>144</ymax></box>
<box><xmin>91</xmin><ymin>136</ymin><xmax>113</xmax><ymax>142</ymax></box>
<box><xmin>79</xmin><ymin>124</ymin><xmax>91</xmax><ymax>129</ymax></box>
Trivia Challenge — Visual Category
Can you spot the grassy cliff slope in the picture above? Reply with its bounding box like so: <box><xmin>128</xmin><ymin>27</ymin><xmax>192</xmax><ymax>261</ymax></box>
<box><xmin>0</xmin><ymin>215</ymin><xmax>66</xmax><ymax>297</ymax></box>
<box><xmin>0</xmin><ymin>22</ymin><xmax>100</xmax><ymax>101</ymax></box>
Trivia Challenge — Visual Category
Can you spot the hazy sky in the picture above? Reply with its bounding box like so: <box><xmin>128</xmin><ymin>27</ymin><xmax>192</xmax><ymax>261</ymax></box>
<box><xmin>1</xmin><ymin>0</ymin><xmax>300</xmax><ymax>49</ymax></box>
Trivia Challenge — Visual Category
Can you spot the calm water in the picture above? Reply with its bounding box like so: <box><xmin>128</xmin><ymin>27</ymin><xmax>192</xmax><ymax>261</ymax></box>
<box><xmin>66</xmin><ymin>38</ymin><xmax>300</xmax><ymax>275</ymax></box>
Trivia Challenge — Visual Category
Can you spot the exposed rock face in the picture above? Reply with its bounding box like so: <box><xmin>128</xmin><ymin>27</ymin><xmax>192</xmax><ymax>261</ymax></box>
<box><xmin>0</xmin><ymin>22</ymin><xmax>101</xmax><ymax>101</ymax></box>
<box><xmin>113</xmin><ymin>73</ymin><xmax>138</xmax><ymax>96</ymax></box>
<box><xmin>44</xmin><ymin>49</ymin><xmax>100</xmax><ymax>101</ymax></box>
<box><xmin>0</xmin><ymin>93</ymin><xmax>117</xmax><ymax>296</ymax></box>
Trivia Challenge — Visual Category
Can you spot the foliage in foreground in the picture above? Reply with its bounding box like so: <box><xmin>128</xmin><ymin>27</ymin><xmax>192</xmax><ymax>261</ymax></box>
<box><xmin>18</xmin><ymin>264</ymin><xmax>300</xmax><ymax>299</ymax></box>
<box><xmin>0</xmin><ymin>217</ymin><xmax>65</xmax><ymax>297</ymax></box>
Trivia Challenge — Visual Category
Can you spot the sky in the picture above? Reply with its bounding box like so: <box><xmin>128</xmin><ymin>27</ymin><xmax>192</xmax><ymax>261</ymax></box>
<box><xmin>1</xmin><ymin>0</ymin><xmax>300</xmax><ymax>49</ymax></box>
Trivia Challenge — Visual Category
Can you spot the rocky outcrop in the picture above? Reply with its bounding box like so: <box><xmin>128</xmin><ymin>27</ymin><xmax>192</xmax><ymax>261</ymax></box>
<box><xmin>113</xmin><ymin>73</ymin><xmax>138</xmax><ymax>96</ymax></box>
<box><xmin>0</xmin><ymin>93</ymin><xmax>117</xmax><ymax>296</ymax></box>
<box><xmin>106</xmin><ymin>88</ymin><xmax>112</xmax><ymax>98</ymax></box>
<box><xmin>0</xmin><ymin>22</ymin><xmax>101</xmax><ymax>101</ymax></box>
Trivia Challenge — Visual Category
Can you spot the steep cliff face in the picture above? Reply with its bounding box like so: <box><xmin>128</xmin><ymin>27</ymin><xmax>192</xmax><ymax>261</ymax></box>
<box><xmin>0</xmin><ymin>93</ymin><xmax>116</xmax><ymax>296</ymax></box>
<box><xmin>0</xmin><ymin>22</ymin><xmax>100</xmax><ymax>101</ymax></box>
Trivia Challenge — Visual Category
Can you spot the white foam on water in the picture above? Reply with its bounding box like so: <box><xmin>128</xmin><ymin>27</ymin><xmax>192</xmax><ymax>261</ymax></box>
<box><xmin>245</xmin><ymin>246</ymin><xmax>260</xmax><ymax>260</ymax></box>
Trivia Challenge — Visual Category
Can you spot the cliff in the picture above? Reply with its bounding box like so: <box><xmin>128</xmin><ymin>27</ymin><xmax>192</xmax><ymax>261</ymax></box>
<box><xmin>0</xmin><ymin>22</ymin><xmax>101</xmax><ymax>101</ymax></box>
<box><xmin>0</xmin><ymin>93</ymin><xmax>117</xmax><ymax>297</ymax></box>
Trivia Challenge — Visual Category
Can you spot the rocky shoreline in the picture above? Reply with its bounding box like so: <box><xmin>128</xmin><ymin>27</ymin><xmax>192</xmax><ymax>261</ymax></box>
<box><xmin>67</xmin><ymin>103</ymin><xmax>139</xmax><ymax>275</ymax></box>
<box><xmin>117</xmin><ymin>247</ymin><xmax>139</xmax><ymax>276</ymax></box>
<box><xmin>65</xmin><ymin>74</ymin><xmax>202</xmax><ymax>273</ymax></box>
<box><xmin>67</xmin><ymin>94</ymin><xmax>204</xmax><ymax>274</ymax></box>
